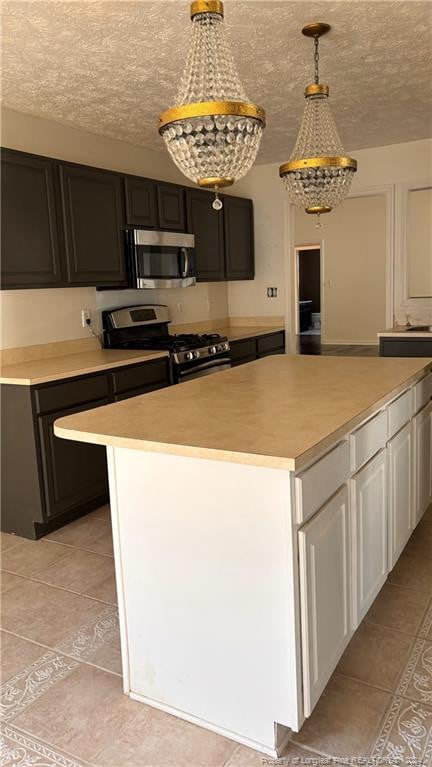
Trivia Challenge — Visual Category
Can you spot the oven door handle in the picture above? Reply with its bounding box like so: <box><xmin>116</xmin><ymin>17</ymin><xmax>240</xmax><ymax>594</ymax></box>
<box><xmin>178</xmin><ymin>357</ymin><xmax>231</xmax><ymax>377</ymax></box>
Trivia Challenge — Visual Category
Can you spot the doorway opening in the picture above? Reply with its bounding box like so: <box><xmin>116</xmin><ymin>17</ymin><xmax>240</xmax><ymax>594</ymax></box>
<box><xmin>295</xmin><ymin>246</ymin><xmax>321</xmax><ymax>351</ymax></box>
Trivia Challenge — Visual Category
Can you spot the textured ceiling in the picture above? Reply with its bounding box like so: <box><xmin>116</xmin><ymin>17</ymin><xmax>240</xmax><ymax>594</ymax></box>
<box><xmin>1</xmin><ymin>0</ymin><xmax>432</xmax><ymax>164</ymax></box>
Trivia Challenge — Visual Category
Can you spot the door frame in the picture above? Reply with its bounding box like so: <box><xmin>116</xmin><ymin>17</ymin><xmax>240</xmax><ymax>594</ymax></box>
<box><xmin>293</xmin><ymin>244</ymin><xmax>324</xmax><ymax>337</ymax></box>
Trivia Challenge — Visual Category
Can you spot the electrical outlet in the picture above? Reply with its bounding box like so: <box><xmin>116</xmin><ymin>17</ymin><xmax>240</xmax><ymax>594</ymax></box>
<box><xmin>177</xmin><ymin>301</ymin><xmax>184</xmax><ymax>314</ymax></box>
<box><xmin>81</xmin><ymin>308</ymin><xmax>91</xmax><ymax>328</ymax></box>
<box><xmin>267</xmin><ymin>287</ymin><xmax>278</xmax><ymax>298</ymax></box>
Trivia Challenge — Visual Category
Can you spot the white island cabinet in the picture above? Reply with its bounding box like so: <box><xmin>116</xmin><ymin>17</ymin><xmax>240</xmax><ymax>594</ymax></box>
<box><xmin>55</xmin><ymin>356</ymin><xmax>432</xmax><ymax>758</ymax></box>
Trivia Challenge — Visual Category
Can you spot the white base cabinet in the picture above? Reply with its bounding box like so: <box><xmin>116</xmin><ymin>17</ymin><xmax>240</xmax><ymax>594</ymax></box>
<box><xmin>351</xmin><ymin>449</ymin><xmax>388</xmax><ymax>626</ymax></box>
<box><xmin>298</xmin><ymin>486</ymin><xmax>352</xmax><ymax>716</ymax></box>
<box><xmin>413</xmin><ymin>401</ymin><xmax>432</xmax><ymax>526</ymax></box>
<box><xmin>388</xmin><ymin>422</ymin><xmax>413</xmax><ymax>569</ymax></box>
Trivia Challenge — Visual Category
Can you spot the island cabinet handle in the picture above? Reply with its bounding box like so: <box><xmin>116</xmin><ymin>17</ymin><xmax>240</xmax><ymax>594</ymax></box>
<box><xmin>294</xmin><ymin>441</ymin><xmax>350</xmax><ymax>525</ymax></box>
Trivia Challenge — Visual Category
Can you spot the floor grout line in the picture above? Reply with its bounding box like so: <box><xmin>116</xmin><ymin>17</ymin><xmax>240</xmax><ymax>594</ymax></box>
<box><xmin>1</xmin><ymin>625</ymin><xmax>121</xmax><ymax>681</ymax></box>
<box><xmin>1</xmin><ymin>567</ymin><xmax>117</xmax><ymax>607</ymax></box>
<box><xmin>37</xmin><ymin>539</ymin><xmax>114</xmax><ymax>558</ymax></box>
<box><xmin>363</xmin><ymin>616</ymin><xmax>431</xmax><ymax>641</ymax></box>
<box><xmin>334</xmin><ymin>669</ymin><xmax>432</xmax><ymax>709</ymax></box>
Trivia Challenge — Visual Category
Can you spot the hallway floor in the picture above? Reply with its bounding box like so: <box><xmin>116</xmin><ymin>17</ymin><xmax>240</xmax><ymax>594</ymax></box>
<box><xmin>296</xmin><ymin>334</ymin><xmax>379</xmax><ymax>356</ymax></box>
<box><xmin>1</xmin><ymin>504</ymin><xmax>431</xmax><ymax>767</ymax></box>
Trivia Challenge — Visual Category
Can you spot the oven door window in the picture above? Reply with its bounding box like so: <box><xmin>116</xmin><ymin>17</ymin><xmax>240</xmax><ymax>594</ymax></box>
<box><xmin>135</xmin><ymin>246</ymin><xmax>192</xmax><ymax>279</ymax></box>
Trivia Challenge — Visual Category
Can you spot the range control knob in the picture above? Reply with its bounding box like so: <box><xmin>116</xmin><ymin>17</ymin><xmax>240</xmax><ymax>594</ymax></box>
<box><xmin>193</xmin><ymin>350</ymin><xmax>200</xmax><ymax>359</ymax></box>
<box><xmin>186</xmin><ymin>351</ymin><xmax>194</xmax><ymax>361</ymax></box>
<box><xmin>209</xmin><ymin>346</ymin><xmax>217</xmax><ymax>355</ymax></box>
<box><xmin>216</xmin><ymin>344</ymin><xmax>223</xmax><ymax>352</ymax></box>
<box><xmin>223</xmin><ymin>342</ymin><xmax>229</xmax><ymax>351</ymax></box>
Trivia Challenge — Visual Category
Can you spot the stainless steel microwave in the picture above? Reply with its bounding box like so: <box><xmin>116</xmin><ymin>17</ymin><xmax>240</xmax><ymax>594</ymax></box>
<box><xmin>125</xmin><ymin>229</ymin><xmax>196</xmax><ymax>289</ymax></box>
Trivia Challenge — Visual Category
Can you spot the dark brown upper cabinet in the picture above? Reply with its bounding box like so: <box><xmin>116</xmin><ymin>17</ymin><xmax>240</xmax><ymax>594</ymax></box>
<box><xmin>224</xmin><ymin>196</ymin><xmax>255</xmax><ymax>281</ymax></box>
<box><xmin>186</xmin><ymin>189</ymin><xmax>225</xmax><ymax>282</ymax></box>
<box><xmin>157</xmin><ymin>183</ymin><xmax>186</xmax><ymax>231</ymax></box>
<box><xmin>60</xmin><ymin>164</ymin><xmax>127</xmax><ymax>286</ymax></box>
<box><xmin>1</xmin><ymin>149</ymin><xmax>64</xmax><ymax>289</ymax></box>
<box><xmin>124</xmin><ymin>176</ymin><xmax>158</xmax><ymax>228</ymax></box>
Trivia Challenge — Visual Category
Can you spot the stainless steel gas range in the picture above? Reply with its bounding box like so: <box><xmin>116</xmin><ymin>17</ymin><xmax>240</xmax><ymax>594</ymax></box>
<box><xmin>102</xmin><ymin>305</ymin><xmax>231</xmax><ymax>384</ymax></box>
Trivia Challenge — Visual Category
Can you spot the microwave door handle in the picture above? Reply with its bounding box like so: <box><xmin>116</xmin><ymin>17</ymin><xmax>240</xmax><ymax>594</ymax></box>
<box><xmin>180</xmin><ymin>247</ymin><xmax>189</xmax><ymax>278</ymax></box>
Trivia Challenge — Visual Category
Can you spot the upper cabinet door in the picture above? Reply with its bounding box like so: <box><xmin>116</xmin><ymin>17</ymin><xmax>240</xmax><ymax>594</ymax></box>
<box><xmin>224</xmin><ymin>196</ymin><xmax>254</xmax><ymax>281</ymax></box>
<box><xmin>124</xmin><ymin>177</ymin><xmax>157</xmax><ymax>228</ymax></box>
<box><xmin>157</xmin><ymin>184</ymin><xmax>185</xmax><ymax>231</ymax></box>
<box><xmin>1</xmin><ymin>150</ymin><xmax>63</xmax><ymax>289</ymax></box>
<box><xmin>186</xmin><ymin>189</ymin><xmax>225</xmax><ymax>281</ymax></box>
<box><xmin>60</xmin><ymin>164</ymin><xmax>127</xmax><ymax>286</ymax></box>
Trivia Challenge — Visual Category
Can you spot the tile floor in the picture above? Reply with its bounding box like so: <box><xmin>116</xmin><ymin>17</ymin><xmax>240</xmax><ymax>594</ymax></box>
<box><xmin>1</xmin><ymin>504</ymin><xmax>431</xmax><ymax>766</ymax></box>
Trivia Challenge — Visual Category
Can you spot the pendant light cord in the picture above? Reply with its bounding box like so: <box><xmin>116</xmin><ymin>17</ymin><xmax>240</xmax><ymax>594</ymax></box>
<box><xmin>314</xmin><ymin>35</ymin><xmax>320</xmax><ymax>84</ymax></box>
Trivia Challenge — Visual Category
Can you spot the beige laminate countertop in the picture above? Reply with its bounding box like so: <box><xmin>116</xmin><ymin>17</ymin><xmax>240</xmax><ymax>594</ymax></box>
<box><xmin>377</xmin><ymin>325</ymin><xmax>432</xmax><ymax>338</ymax></box>
<box><xmin>0</xmin><ymin>349</ymin><xmax>168</xmax><ymax>386</ymax></box>
<box><xmin>55</xmin><ymin>355</ymin><xmax>432</xmax><ymax>471</ymax></box>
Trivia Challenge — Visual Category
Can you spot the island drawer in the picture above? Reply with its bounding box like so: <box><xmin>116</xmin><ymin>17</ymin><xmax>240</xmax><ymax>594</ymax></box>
<box><xmin>387</xmin><ymin>389</ymin><xmax>412</xmax><ymax>440</ymax></box>
<box><xmin>294</xmin><ymin>441</ymin><xmax>350</xmax><ymax>524</ymax></box>
<box><xmin>111</xmin><ymin>358</ymin><xmax>169</xmax><ymax>395</ymax></box>
<box><xmin>413</xmin><ymin>372</ymin><xmax>432</xmax><ymax>414</ymax></box>
<box><xmin>350</xmin><ymin>409</ymin><xmax>388</xmax><ymax>472</ymax></box>
<box><xmin>34</xmin><ymin>373</ymin><xmax>110</xmax><ymax>414</ymax></box>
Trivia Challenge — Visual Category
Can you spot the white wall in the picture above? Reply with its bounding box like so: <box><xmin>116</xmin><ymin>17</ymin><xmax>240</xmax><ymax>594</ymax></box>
<box><xmin>294</xmin><ymin>195</ymin><xmax>388</xmax><ymax>344</ymax></box>
<box><xmin>228</xmin><ymin>138</ymin><xmax>432</xmax><ymax>341</ymax></box>
<box><xmin>0</xmin><ymin>108</ymin><xmax>229</xmax><ymax>350</ymax></box>
<box><xmin>228</xmin><ymin>164</ymin><xmax>287</xmax><ymax>319</ymax></box>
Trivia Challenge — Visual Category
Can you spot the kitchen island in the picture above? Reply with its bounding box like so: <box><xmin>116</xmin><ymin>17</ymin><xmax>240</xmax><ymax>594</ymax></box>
<box><xmin>55</xmin><ymin>355</ymin><xmax>432</xmax><ymax>757</ymax></box>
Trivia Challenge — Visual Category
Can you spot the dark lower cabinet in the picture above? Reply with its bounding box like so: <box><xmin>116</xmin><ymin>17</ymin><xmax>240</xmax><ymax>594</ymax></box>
<box><xmin>38</xmin><ymin>400</ymin><xmax>109</xmax><ymax>520</ymax></box>
<box><xmin>1</xmin><ymin>149</ymin><xmax>64</xmax><ymax>288</ymax></box>
<box><xmin>60</xmin><ymin>164</ymin><xmax>127</xmax><ymax>286</ymax></box>
<box><xmin>224</xmin><ymin>196</ymin><xmax>254</xmax><ymax>280</ymax></box>
<box><xmin>230</xmin><ymin>331</ymin><xmax>285</xmax><ymax>367</ymax></box>
<box><xmin>380</xmin><ymin>338</ymin><xmax>432</xmax><ymax>357</ymax></box>
<box><xmin>186</xmin><ymin>189</ymin><xmax>225</xmax><ymax>281</ymax></box>
<box><xmin>1</xmin><ymin>357</ymin><xmax>170</xmax><ymax>539</ymax></box>
<box><xmin>157</xmin><ymin>183</ymin><xmax>185</xmax><ymax>231</ymax></box>
<box><xmin>230</xmin><ymin>338</ymin><xmax>257</xmax><ymax>367</ymax></box>
<box><xmin>256</xmin><ymin>331</ymin><xmax>285</xmax><ymax>358</ymax></box>
<box><xmin>124</xmin><ymin>176</ymin><xmax>158</xmax><ymax>228</ymax></box>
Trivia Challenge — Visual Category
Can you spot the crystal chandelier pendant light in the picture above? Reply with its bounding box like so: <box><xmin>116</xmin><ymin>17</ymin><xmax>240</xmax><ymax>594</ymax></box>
<box><xmin>279</xmin><ymin>23</ymin><xmax>357</xmax><ymax>227</ymax></box>
<box><xmin>159</xmin><ymin>0</ymin><xmax>266</xmax><ymax>210</ymax></box>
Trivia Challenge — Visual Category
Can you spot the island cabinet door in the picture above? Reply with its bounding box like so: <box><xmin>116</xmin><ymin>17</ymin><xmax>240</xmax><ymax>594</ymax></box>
<box><xmin>298</xmin><ymin>485</ymin><xmax>352</xmax><ymax>717</ymax></box>
<box><xmin>388</xmin><ymin>422</ymin><xmax>413</xmax><ymax>570</ymax></box>
<box><xmin>413</xmin><ymin>400</ymin><xmax>432</xmax><ymax>526</ymax></box>
<box><xmin>351</xmin><ymin>449</ymin><xmax>388</xmax><ymax>627</ymax></box>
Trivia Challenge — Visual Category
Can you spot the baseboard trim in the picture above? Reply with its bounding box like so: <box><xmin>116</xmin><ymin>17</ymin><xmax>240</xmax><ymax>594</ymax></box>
<box><xmin>129</xmin><ymin>690</ymin><xmax>280</xmax><ymax>757</ymax></box>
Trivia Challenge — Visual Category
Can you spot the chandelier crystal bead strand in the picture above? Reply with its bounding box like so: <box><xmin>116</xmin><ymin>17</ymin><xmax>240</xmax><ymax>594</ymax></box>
<box><xmin>159</xmin><ymin>0</ymin><xmax>266</xmax><ymax>210</ymax></box>
<box><xmin>279</xmin><ymin>22</ymin><xmax>357</xmax><ymax>226</ymax></box>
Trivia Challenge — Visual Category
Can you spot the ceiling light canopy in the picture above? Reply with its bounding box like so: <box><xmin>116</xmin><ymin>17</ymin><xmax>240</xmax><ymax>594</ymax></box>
<box><xmin>279</xmin><ymin>23</ymin><xmax>357</xmax><ymax>226</ymax></box>
<box><xmin>159</xmin><ymin>0</ymin><xmax>266</xmax><ymax>210</ymax></box>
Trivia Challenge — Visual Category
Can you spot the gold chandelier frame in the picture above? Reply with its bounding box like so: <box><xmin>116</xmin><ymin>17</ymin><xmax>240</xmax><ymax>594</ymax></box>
<box><xmin>159</xmin><ymin>101</ymin><xmax>266</xmax><ymax>132</ymax></box>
